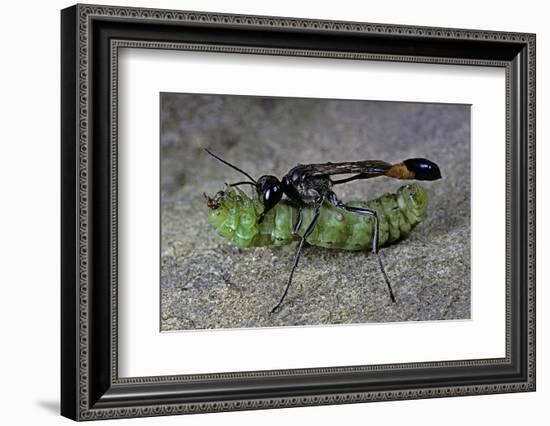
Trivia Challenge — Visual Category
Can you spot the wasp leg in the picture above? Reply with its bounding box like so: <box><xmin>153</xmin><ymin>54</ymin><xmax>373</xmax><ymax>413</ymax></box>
<box><xmin>292</xmin><ymin>206</ymin><xmax>303</xmax><ymax>237</ymax></box>
<box><xmin>271</xmin><ymin>201</ymin><xmax>322</xmax><ymax>313</ymax></box>
<box><xmin>329</xmin><ymin>193</ymin><xmax>396</xmax><ymax>303</ymax></box>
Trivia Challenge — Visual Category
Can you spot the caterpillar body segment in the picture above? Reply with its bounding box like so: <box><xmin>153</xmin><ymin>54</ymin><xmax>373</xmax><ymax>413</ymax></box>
<box><xmin>207</xmin><ymin>183</ymin><xmax>428</xmax><ymax>251</ymax></box>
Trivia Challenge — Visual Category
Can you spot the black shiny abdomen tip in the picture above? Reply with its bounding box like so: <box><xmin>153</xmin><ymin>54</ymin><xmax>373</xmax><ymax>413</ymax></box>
<box><xmin>403</xmin><ymin>158</ymin><xmax>442</xmax><ymax>181</ymax></box>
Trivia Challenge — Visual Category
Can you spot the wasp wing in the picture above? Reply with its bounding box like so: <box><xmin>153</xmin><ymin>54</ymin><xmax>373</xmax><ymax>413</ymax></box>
<box><xmin>290</xmin><ymin>161</ymin><xmax>392</xmax><ymax>184</ymax></box>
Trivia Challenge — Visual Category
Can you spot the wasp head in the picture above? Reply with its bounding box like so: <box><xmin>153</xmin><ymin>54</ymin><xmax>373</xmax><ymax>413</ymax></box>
<box><xmin>257</xmin><ymin>175</ymin><xmax>283</xmax><ymax>214</ymax></box>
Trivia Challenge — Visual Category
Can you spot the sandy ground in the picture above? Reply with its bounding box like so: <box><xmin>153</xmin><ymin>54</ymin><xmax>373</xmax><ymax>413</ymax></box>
<box><xmin>160</xmin><ymin>93</ymin><xmax>470</xmax><ymax>330</ymax></box>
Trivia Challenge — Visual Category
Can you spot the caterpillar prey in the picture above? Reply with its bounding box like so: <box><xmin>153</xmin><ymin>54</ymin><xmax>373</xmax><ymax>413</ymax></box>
<box><xmin>206</xmin><ymin>183</ymin><xmax>429</xmax><ymax>310</ymax></box>
<box><xmin>205</xmin><ymin>149</ymin><xmax>441</xmax><ymax>312</ymax></box>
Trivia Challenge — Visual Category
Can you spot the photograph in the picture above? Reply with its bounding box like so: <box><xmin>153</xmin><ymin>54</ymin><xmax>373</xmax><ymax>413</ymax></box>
<box><xmin>160</xmin><ymin>93</ymin><xmax>471</xmax><ymax>331</ymax></box>
<box><xmin>59</xmin><ymin>3</ymin><xmax>535</xmax><ymax>421</ymax></box>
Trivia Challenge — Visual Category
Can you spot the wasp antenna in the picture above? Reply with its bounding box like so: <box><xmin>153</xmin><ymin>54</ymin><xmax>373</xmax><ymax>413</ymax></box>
<box><xmin>204</xmin><ymin>148</ymin><xmax>257</xmax><ymax>184</ymax></box>
<box><xmin>229</xmin><ymin>181</ymin><xmax>257</xmax><ymax>187</ymax></box>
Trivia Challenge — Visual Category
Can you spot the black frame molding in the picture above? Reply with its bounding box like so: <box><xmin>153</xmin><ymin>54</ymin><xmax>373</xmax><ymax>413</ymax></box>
<box><xmin>61</xmin><ymin>4</ymin><xmax>535</xmax><ymax>421</ymax></box>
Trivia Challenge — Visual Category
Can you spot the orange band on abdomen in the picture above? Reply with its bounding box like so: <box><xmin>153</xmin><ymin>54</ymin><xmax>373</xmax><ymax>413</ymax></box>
<box><xmin>385</xmin><ymin>163</ymin><xmax>416</xmax><ymax>179</ymax></box>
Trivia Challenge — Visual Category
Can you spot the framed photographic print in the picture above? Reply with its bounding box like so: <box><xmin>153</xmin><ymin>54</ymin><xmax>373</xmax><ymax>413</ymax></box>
<box><xmin>61</xmin><ymin>3</ymin><xmax>536</xmax><ymax>421</ymax></box>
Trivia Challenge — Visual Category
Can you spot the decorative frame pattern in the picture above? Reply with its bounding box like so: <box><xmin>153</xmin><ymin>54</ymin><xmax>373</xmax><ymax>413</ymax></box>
<box><xmin>61</xmin><ymin>4</ymin><xmax>535</xmax><ymax>421</ymax></box>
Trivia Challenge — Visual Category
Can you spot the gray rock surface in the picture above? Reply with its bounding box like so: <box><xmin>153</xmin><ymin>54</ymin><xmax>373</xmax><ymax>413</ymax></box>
<box><xmin>160</xmin><ymin>93</ymin><xmax>470</xmax><ymax>330</ymax></box>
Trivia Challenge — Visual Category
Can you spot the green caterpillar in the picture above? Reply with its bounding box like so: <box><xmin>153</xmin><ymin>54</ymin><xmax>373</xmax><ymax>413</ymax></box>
<box><xmin>206</xmin><ymin>183</ymin><xmax>428</xmax><ymax>250</ymax></box>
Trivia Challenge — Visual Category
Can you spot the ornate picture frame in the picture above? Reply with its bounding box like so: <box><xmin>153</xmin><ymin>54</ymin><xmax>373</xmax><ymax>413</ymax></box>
<box><xmin>61</xmin><ymin>4</ymin><xmax>535</xmax><ymax>421</ymax></box>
